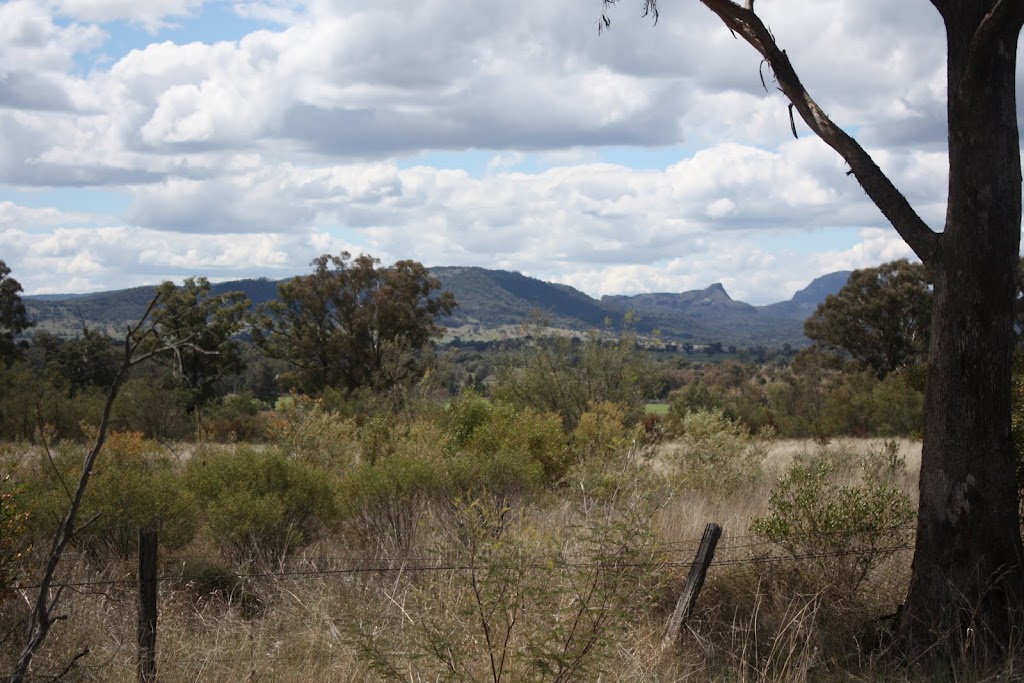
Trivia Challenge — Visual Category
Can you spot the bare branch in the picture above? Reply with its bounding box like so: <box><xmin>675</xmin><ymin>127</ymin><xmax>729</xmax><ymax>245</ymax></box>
<box><xmin>697</xmin><ymin>0</ymin><xmax>940</xmax><ymax>264</ymax></box>
<box><xmin>9</xmin><ymin>289</ymin><xmax>230</xmax><ymax>682</ymax></box>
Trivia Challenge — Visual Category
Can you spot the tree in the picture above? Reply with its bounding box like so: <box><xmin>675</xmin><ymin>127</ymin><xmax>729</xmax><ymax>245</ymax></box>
<box><xmin>602</xmin><ymin>0</ymin><xmax>1024</xmax><ymax>657</ymax></box>
<box><xmin>494</xmin><ymin>315</ymin><xmax>656</xmax><ymax>430</ymax></box>
<box><xmin>147</xmin><ymin>278</ymin><xmax>250</xmax><ymax>413</ymax></box>
<box><xmin>34</xmin><ymin>328</ymin><xmax>121</xmax><ymax>397</ymax></box>
<box><xmin>253</xmin><ymin>253</ymin><xmax>456</xmax><ymax>395</ymax></box>
<box><xmin>804</xmin><ymin>260</ymin><xmax>932</xmax><ymax>377</ymax></box>
<box><xmin>0</xmin><ymin>261</ymin><xmax>32</xmax><ymax>365</ymax></box>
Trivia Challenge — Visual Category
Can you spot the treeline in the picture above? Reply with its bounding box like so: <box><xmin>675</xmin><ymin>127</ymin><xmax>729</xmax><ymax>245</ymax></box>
<box><xmin>11</xmin><ymin>255</ymin><xmax>1024</xmax><ymax>447</ymax></box>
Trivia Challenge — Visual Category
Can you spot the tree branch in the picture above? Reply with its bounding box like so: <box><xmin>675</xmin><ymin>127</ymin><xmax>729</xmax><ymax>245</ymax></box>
<box><xmin>959</xmin><ymin>0</ymin><xmax>1024</xmax><ymax>99</ymax></box>
<box><xmin>9</xmin><ymin>291</ymin><xmax>225</xmax><ymax>683</ymax></box>
<box><xmin>696</xmin><ymin>0</ymin><xmax>940</xmax><ymax>263</ymax></box>
<box><xmin>928</xmin><ymin>0</ymin><xmax>950</xmax><ymax>20</ymax></box>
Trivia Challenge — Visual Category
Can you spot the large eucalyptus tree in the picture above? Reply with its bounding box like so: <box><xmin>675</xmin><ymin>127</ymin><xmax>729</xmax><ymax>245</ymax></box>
<box><xmin>603</xmin><ymin>0</ymin><xmax>1024</xmax><ymax>656</ymax></box>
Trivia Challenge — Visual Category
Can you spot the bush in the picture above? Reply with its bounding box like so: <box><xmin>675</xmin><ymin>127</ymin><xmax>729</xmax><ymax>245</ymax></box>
<box><xmin>0</xmin><ymin>474</ymin><xmax>30</xmax><ymax>601</ymax></box>
<box><xmin>114</xmin><ymin>377</ymin><xmax>192</xmax><ymax>440</ymax></box>
<box><xmin>185</xmin><ymin>446</ymin><xmax>339</xmax><ymax>564</ymax></box>
<box><xmin>340</xmin><ymin>454</ymin><xmax>444</xmax><ymax>554</ymax></box>
<box><xmin>751</xmin><ymin>444</ymin><xmax>914</xmax><ymax>592</ymax></box>
<box><xmin>267</xmin><ymin>396</ymin><xmax>360</xmax><ymax>470</ymax></box>
<box><xmin>666</xmin><ymin>409</ymin><xmax>770</xmax><ymax>491</ymax></box>
<box><xmin>446</xmin><ymin>392</ymin><xmax>570</xmax><ymax>486</ymax></box>
<box><xmin>572</xmin><ymin>401</ymin><xmax>634</xmax><ymax>466</ymax></box>
<box><xmin>201</xmin><ymin>392</ymin><xmax>270</xmax><ymax>442</ymax></box>
<box><xmin>18</xmin><ymin>431</ymin><xmax>197</xmax><ymax>559</ymax></box>
<box><xmin>493</xmin><ymin>319</ymin><xmax>656</xmax><ymax>431</ymax></box>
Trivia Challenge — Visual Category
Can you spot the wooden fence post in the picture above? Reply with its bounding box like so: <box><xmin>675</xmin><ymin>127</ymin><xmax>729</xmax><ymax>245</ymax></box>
<box><xmin>137</xmin><ymin>528</ymin><xmax>158</xmax><ymax>683</ymax></box>
<box><xmin>662</xmin><ymin>522</ymin><xmax>722</xmax><ymax>650</ymax></box>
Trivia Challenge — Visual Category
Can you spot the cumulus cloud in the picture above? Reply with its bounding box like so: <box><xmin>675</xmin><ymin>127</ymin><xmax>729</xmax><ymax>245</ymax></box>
<box><xmin>0</xmin><ymin>0</ymin><xmax>990</xmax><ymax>306</ymax></box>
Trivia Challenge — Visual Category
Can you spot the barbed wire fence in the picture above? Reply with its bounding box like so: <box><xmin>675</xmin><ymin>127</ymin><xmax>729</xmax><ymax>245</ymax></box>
<box><xmin>2</xmin><ymin>522</ymin><xmax>917</xmax><ymax>682</ymax></box>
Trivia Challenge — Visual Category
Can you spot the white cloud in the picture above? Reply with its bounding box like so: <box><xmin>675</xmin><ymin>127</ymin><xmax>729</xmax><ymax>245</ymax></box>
<box><xmin>0</xmin><ymin>0</ymin><xmax>985</xmax><ymax>307</ymax></box>
<box><xmin>54</xmin><ymin>0</ymin><xmax>205</xmax><ymax>32</ymax></box>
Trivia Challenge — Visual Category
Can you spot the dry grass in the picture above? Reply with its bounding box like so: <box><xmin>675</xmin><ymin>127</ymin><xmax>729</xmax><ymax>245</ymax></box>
<box><xmin>14</xmin><ymin>436</ymin><xmax>1023</xmax><ymax>682</ymax></box>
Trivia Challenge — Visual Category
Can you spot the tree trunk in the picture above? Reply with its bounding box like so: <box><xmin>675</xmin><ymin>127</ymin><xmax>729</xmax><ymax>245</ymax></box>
<box><xmin>899</xmin><ymin>4</ymin><xmax>1024</xmax><ymax>656</ymax></box>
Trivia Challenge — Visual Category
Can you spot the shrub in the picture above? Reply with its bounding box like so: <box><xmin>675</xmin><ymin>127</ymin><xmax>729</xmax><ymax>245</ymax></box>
<box><xmin>493</xmin><ymin>319</ymin><xmax>656</xmax><ymax>431</ymax></box>
<box><xmin>340</xmin><ymin>454</ymin><xmax>444</xmax><ymax>554</ymax></box>
<box><xmin>201</xmin><ymin>392</ymin><xmax>270</xmax><ymax>442</ymax></box>
<box><xmin>0</xmin><ymin>474</ymin><xmax>30</xmax><ymax>602</ymax></box>
<box><xmin>185</xmin><ymin>446</ymin><xmax>339</xmax><ymax>564</ymax></box>
<box><xmin>666</xmin><ymin>409</ymin><xmax>770</xmax><ymax>492</ymax></box>
<box><xmin>267</xmin><ymin>396</ymin><xmax>360</xmax><ymax>470</ymax></box>
<box><xmin>114</xmin><ymin>377</ymin><xmax>192</xmax><ymax>440</ymax></box>
<box><xmin>18</xmin><ymin>431</ymin><xmax>197</xmax><ymax>559</ymax></box>
<box><xmin>572</xmin><ymin>400</ymin><xmax>634</xmax><ymax>466</ymax></box>
<box><xmin>444</xmin><ymin>449</ymin><xmax>546</xmax><ymax>514</ymax></box>
<box><xmin>751</xmin><ymin>446</ymin><xmax>914</xmax><ymax>592</ymax></box>
<box><xmin>446</xmin><ymin>392</ymin><xmax>570</xmax><ymax>486</ymax></box>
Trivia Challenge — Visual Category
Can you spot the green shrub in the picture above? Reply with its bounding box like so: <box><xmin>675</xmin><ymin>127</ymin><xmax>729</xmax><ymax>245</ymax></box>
<box><xmin>0</xmin><ymin>474</ymin><xmax>30</xmax><ymax>601</ymax></box>
<box><xmin>446</xmin><ymin>392</ymin><xmax>570</xmax><ymax>485</ymax></box>
<box><xmin>340</xmin><ymin>454</ymin><xmax>444</xmax><ymax>553</ymax></box>
<box><xmin>18</xmin><ymin>431</ymin><xmax>197</xmax><ymax>559</ymax></box>
<box><xmin>268</xmin><ymin>396</ymin><xmax>360</xmax><ymax>470</ymax></box>
<box><xmin>114</xmin><ymin>377</ymin><xmax>192</xmax><ymax>440</ymax></box>
<box><xmin>572</xmin><ymin>401</ymin><xmax>634</xmax><ymax>466</ymax></box>
<box><xmin>666</xmin><ymin>409</ymin><xmax>770</xmax><ymax>491</ymax></box>
<box><xmin>493</xmin><ymin>319</ymin><xmax>655</xmax><ymax>431</ymax></box>
<box><xmin>201</xmin><ymin>392</ymin><xmax>270</xmax><ymax>442</ymax></box>
<box><xmin>751</xmin><ymin>447</ymin><xmax>914</xmax><ymax>592</ymax></box>
<box><xmin>444</xmin><ymin>449</ymin><xmax>546</xmax><ymax>512</ymax></box>
<box><xmin>185</xmin><ymin>446</ymin><xmax>339</xmax><ymax>564</ymax></box>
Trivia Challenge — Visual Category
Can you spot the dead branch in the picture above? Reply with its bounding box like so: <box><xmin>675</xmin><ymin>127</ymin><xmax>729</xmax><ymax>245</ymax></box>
<box><xmin>7</xmin><ymin>291</ymin><xmax>216</xmax><ymax>683</ymax></box>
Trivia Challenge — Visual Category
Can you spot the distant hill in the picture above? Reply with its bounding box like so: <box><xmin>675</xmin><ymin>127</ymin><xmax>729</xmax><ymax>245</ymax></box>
<box><xmin>758</xmin><ymin>271</ymin><xmax>853</xmax><ymax>321</ymax></box>
<box><xmin>430</xmin><ymin>267</ymin><xmax>613</xmax><ymax>330</ymax></box>
<box><xmin>24</xmin><ymin>268</ymin><xmax>851</xmax><ymax>347</ymax></box>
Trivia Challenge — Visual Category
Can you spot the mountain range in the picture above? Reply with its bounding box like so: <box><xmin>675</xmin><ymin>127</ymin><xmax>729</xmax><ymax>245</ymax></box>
<box><xmin>23</xmin><ymin>267</ymin><xmax>852</xmax><ymax>348</ymax></box>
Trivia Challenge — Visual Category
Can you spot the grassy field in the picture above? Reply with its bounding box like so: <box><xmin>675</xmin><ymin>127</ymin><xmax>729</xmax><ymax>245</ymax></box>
<box><xmin>4</xmin><ymin>434</ymin><xmax>1002</xmax><ymax>682</ymax></box>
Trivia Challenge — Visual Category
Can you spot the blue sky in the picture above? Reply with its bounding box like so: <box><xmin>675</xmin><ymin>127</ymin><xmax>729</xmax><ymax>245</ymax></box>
<box><xmin>0</xmin><ymin>0</ymin><xmax>1002</xmax><ymax>304</ymax></box>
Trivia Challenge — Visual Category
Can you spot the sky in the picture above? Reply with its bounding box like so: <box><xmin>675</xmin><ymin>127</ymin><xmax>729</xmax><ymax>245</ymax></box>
<box><xmin>0</xmin><ymin>0</ymin><xmax>1012</xmax><ymax>305</ymax></box>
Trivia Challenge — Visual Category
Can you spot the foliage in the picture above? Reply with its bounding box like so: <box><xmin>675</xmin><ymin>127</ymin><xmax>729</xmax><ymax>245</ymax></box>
<box><xmin>113</xmin><ymin>376</ymin><xmax>192</xmax><ymax>440</ymax></box>
<box><xmin>751</xmin><ymin>443</ymin><xmax>914</xmax><ymax>592</ymax></box>
<box><xmin>32</xmin><ymin>329</ymin><xmax>121</xmax><ymax>398</ymax></box>
<box><xmin>200</xmin><ymin>392</ymin><xmax>270</xmax><ymax>443</ymax></box>
<box><xmin>446</xmin><ymin>391</ymin><xmax>570</xmax><ymax>485</ymax></box>
<box><xmin>267</xmin><ymin>396</ymin><xmax>360</xmax><ymax>469</ymax></box>
<box><xmin>147</xmin><ymin>277</ymin><xmax>250</xmax><ymax>413</ymax></box>
<box><xmin>0</xmin><ymin>261</ymin><xmax>32</xmax><ymax>366</ymax></box>
<box><xmin>666</xmin><ymin>408</ymin><xmax>771</xmax><ymax>491</ymax></box>
<box><xmin>352</xmin><ymin>490</ymin><xmax>663</xmax><ymax>683</ymax></box>
<box><xmin>0</xmin><ymin>362</ymin><xmax>109</xmax><ymax>441</ymax></box>
<box><xmin>340</xmin><ymin>454</ymin><xmax>444</xmax><ymax>554</ymax></box>
<box><xmin>493</xmin><ymin>315</ymin><xmax>656</xmax><ymax>431</ymax></box>
<box><xmin>571</xmin><ymin>400</ymin><xmax>634</xmax><ymax>465</ymax></box>
<box><xmin>252</xmin><ymin>252</ymin><xmax>456</xmax><ymax>395</ymax></box>
<box><xmin>804</xmin><ymin>260</ymin><xmax>931</xmax><ymax>377</ymax></box>
<box><xmin>18</xmin><ymin>431</ymin><xmax>198</xmax><ymax>558</ymax></box>
<box><xmin>184</xmin><ymin>446</ymin><xmax>339</xmax><ymax>564</ymax></box>
<box><xmin>0</xmin><ymin>474</ymin><xmax>30</xmax><ymax>602</ymax></box>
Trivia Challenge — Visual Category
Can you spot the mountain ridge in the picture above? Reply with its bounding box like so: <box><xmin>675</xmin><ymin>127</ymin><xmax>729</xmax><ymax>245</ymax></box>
<box><xmin>24</xmin><ymin>268</ymin><xmax>851</xmax><ymax>347</ymax></box>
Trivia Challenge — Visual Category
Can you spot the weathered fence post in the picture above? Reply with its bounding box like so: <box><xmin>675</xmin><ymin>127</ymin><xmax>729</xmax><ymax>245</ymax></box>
<box><xmin>662</xmin><ymin>522</ymin><xmax>722</xmax><ymax>650</ymax></box>
<box><xmin>137</xmin><ymin>528</ymin><xmax>158</xmax><ymax>683</ymax></box>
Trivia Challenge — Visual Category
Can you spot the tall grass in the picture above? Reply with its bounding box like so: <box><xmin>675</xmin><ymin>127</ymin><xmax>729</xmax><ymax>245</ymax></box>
<box><xmin>5</xmin><ymin>421</ymin><xmax>1014</xmax><ymax>682</ymax></box>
